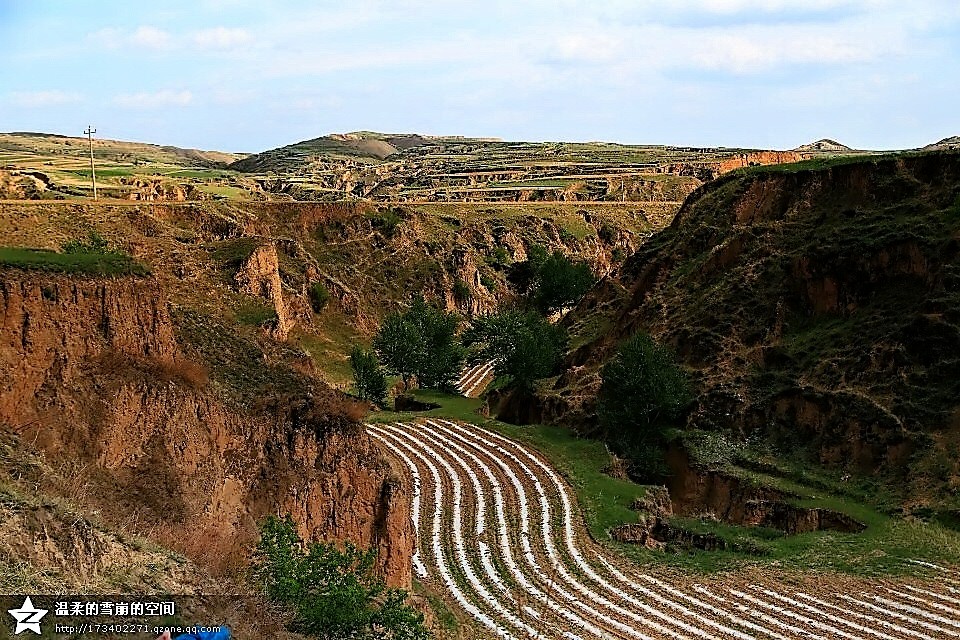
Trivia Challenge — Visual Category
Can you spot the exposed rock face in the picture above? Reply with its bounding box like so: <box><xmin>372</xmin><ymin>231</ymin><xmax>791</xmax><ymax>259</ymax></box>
<box><xmin>120</xmin><ymin>177</ymin><xmax>192</xmax><ymax>201</ymax></box>
<box><xmin>717</xmin><ymin>151</ymin><xmax>804</xmax><ymax>174</ymax></box>
<box><xmin>234</xmin><ymin>243</ymin><xmax>296</xmax><ymax>340</ymax></box>
<box><xmin>0</xmin><ymin>273</ymin><xmax>413</xmax><ymax>587</ymax></box>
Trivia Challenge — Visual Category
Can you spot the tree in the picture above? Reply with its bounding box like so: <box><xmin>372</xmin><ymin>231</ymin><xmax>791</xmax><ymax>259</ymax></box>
<box><xmin>506</xmin><ymin>245</ymin><xmax>594</xmax><ymax>313</ymax></box>
<box><xmin>465</xmin><ymin>308</ymin><xmax>567</xmax><ymax>391</ymax></box>
<box><xmin>253</xmin><ymin>515</ymin><xmax>430</xmax><ymax>640</ymax></box>
<box><xmin>350</xmin><ymin>346</ymin><xmax>388</xmax><ymax>406</ymax></box>
<box><xmin>596</xmin><ymin>333</ymin><xmax>691</xmax><ymax>480</ymax></box>
<box><xmin>373</xmin><ymin>297</ymin><xmax>465</xmax><ymax>390</ymax></box>
<box><xmin>373</xmin><ymin>312</ymin><xmax>420</xmax><ymax>387</ymax></box>
<box><xmin>532</xmin><ymin>250</ymin><xmax>595</xmax><ymax>313</ymax></box>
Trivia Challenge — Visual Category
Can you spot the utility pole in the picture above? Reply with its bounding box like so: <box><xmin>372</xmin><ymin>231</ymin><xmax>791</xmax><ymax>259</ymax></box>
<box><xmin>84</xmin><ymin>125</ymin><xmax>98</xmax><ymax>199</ymax></box>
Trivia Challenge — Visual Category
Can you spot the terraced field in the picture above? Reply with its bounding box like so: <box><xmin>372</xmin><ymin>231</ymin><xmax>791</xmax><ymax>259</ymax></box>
<box><xmin>370</xmin><ymin>419</ymin><xmax>960</xmax><ymax>640</ymax></box>
<box><xmin>456</xmin><ymin>361</ymin><xmax>497</xmax><ymax>398</ymax></box>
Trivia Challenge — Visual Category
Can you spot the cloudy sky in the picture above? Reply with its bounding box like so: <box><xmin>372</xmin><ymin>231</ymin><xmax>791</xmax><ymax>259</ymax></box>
<box><xmin>1</xmin><ymin>0</ymin><xmax>958</xmax><ymax>152</ymax></box>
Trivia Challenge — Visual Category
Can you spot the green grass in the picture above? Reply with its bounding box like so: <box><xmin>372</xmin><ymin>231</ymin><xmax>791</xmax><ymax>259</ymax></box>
<box><xmin>0</xmin><ymin>246</ymin><xmax>148</xmax><ymax>276</ymax></box>
<box><xmin>234</xmin><ymin>300</ymin><xmax>277</xmax><ymax>326</ymax></box>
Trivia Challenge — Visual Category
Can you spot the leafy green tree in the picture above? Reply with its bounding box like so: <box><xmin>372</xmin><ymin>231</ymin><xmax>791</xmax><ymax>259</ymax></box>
<box><xmin>507</xmin><ymin>245</ymin><xmax>594</xmax><ymax>312</ymax></box>
<box><xmin>596</xmin><ymin>333</ymin><xmax>691</xmax><ymax>480</ymax></box>
<box><xmin>465</xmin><ymin>308</ymin><xmax>567</xmax><ymax>391</ymax></box>
<box><xmin>373</xmin><ymin>312</ymin><xmax>421</xmax><ymax>387</ymax></box>
<box><xmin>532</xmin><ymin>250</ymin><xmax>595</xmax><ymax>313</ymax></box>
<box><xmin>373</xmin><ymin>297</ymin><xmax>465</xmax><ymax>390</ymax></box>
<box><xmin>254</xmin><ymin>515</ymin><xmax>430</xmax><ymax>640</ymax></box>
<box><xmin>350</xmin><ymin>346</ymin><xmax>388</xmax><ymax>405</ymax></box>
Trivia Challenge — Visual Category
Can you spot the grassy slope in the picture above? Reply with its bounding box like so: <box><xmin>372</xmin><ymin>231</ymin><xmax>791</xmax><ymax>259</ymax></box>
<box><xmin>0</xmin><ymin>247</ymin><xmax>149</xmax><ymax>276</ymax></box>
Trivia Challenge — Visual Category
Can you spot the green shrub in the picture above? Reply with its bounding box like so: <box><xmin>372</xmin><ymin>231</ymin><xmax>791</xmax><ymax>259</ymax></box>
<box><xmin>489</xmin><ymin>246</ymin><xmax>511</xmax><ymax>268</ymax></box>
<box><xmin>62</xmin><ymin>230</ymin><xmax>111</xmax><ymax>254</ymax></box>
<box><xmin>596</xmin><ymin>333</ymin><xmax>691</xmax><ymax>481</ymax></box>
<box><xmin>452</xmin><ymin>279</ymin><xmax>471</xmax><ymax>303</ymax></box>
<box><xmin>309</xmin><ymin>282</ymin><xmax>331</xmax><ymax>313</ymax></box>
<box><xmin>479</xmin><ymin>272</ymin><xmax>497</xmax><ymax>291</ymax></box>
<box><xmin>350</xmin><ymin>346</ymin><xmax>388</xmax><ymax>406</ymax></box>
<box><xmin>369</xmin><ymin>208</ymin><xmax>403</xmax><ymax>238</ymax></box>
<box><xmin>253</xmin><ymin>515</ymin><xmax>429</xmax><ymax>640</ymax></box>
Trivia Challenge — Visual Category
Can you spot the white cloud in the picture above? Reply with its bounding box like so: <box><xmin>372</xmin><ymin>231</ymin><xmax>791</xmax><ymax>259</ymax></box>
<box><xmin>7</xmin><ymin>90</ymin><xmax>82</xmax><ymax>107</ymax></box>
<box><xmin>88</xmin><ymin>25</ymin><xmax>172</xmax><ymax>50</ymax></box>
<box><xmin>113</xmin><ymin>89</ymin><xmax>193</xmax><ymax>109</ymax></box>
<box><xmin>192</xmin><ymin>27</ymin><xmax>252</xmax><ymax>49</ymax></box>
<box><xmin>130</xmin><ymin>26</ymin><xmax>172</xmax><ymax>49</ymax></box>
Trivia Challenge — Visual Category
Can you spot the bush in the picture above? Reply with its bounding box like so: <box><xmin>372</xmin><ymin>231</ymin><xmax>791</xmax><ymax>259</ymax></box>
<box><xmin>465</xmin><ymin>308</ymin><xmax>567</xmax><ymax>391</ymax></box>
<box><xmin>373</xmin><ymin>297</ymin><xmax>465</xmax><ymax>390</ymax></box>
<box><xmin>452</xmin><ymin>279</ymin><xmax>471</xmax><ymax>303</ymax></box>
<box><xmin>596</xmin><ymin>333</ymin><xmax>691</xmax><ymax>480</ymax></box>
<box><xmin>62</xmin><ymin>229</ymin><xmax>111</xmax><ymax>254</ymax></box>
<box><xmin>253</xmin><ymin>515</ymin><xmax>429</xmax><ymax>640</ymax></box>
<box><xmin>350</xmin><ymin>346</ymin><xmax>388</xmax><ymax>406</ymax></box>
<box><xmin>309</xmin><ymin>282</ymin><xmax>331</xmax><ymax>313</ymax></box>
<box><xmin>489</xmin><ymin>246</ymin><xmax>511</xmax><ymax>268</ymax></box>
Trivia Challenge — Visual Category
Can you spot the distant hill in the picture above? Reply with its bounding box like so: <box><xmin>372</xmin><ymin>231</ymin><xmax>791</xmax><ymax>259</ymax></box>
<box><xmin>0</xmin><ymin>131</ymin><xmax>245</xmax><ymax>167</ymax></box>
<box><xmin>228</xmin><ymin>131</ymin><xmax>436</xmax><ymax>172</ymax></box>
<box><xmin>924</xmin><ymin>136</ymin><xmax>960</xmax><ymax>150</ymax></box>
<box><xmin>792</xmin><ymin>139</ymin><xmax>853</xmax><ymax>153</ymax></box>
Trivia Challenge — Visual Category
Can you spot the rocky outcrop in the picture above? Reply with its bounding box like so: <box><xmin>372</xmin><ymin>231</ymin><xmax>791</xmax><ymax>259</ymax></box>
<box><xmin>0</xmin><ymin>273</ymin><xmax>414</xmax><ymax>587</ymax></box>
<box><xmin>234</xmin><ymin>243</ymin><xmax>296</xmax><ymax>340</ymax></box>
<box><xmin>717</xmin><ymin>151</ymin><xmax>804</xmax><ymax>174</ymax></box>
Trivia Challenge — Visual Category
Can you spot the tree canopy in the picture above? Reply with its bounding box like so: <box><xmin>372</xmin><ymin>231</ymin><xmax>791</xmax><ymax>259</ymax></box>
<box><xmin>373</xmin><ymin>296</ymin><xmax>465</xmax><ymax>390</ymax></box>
<box><xmin>596</xmin><ymin>333</ymin><xmax>691</xmax><ymax>480</ymax></box>
<box><xmin>464</xmin><ymin>308</ymin><xmax>567</xmax><ymax>391</ymax></box>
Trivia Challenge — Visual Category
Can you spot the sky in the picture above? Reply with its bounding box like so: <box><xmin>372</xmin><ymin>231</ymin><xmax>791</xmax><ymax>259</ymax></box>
<box><xmin>1</xmin><ymin>0</ymin><xmax>958</xmax><ymax>152</ymax></box>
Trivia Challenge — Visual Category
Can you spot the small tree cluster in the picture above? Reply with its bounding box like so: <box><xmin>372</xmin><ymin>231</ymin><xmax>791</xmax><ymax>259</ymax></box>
<box><xmin>373</xmin><ymin>297</ymin><xmax>465</xmax><ymax>390</ymax></box>
<box><xmin>508</xmin><ymin>245</ymin><xmax>594</xmax><ymax>313</ymax></box>
<box><xmin>596</xmin><ymin>333</ymin><xmax>691</xmax><ymax>480</ymax></box>
<box><xmin>253</xmin><ymin>515</ymin><xmax>429</xmax><ymax>640</ymax></box>
<box><xmin>350</xmin><ymin>346</ymin><xmax>388</xmax><ymax>406</ymax></box>
<box><xmin>464</xmin><ymin>308</ymin><xmax>567</xmax><ymax>391</ymax></box>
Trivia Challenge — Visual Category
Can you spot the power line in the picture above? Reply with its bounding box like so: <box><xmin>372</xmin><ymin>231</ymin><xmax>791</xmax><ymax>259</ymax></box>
<box><xmin>84</xmin><ymin>125</ymin><xmax>98</xmax><ymax>199</ymax></box>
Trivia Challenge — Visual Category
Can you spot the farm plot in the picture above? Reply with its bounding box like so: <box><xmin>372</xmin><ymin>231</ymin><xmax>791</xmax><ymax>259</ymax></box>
<box><xmin>369</xmin><ymin>419</ymin><xmax>960</xmax><ymax>640</ymax></box>
<box><xmin>456</xmin><ymin>361</ymin><xmax>497</xmax><ymax>397</ymax></box>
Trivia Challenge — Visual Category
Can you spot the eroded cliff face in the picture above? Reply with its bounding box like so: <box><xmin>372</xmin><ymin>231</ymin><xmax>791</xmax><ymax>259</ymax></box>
<box><xmin>0</xmin><ymin>273</ymin><xmax>413</xmax><ymax>587</ymax></box>
<box><xmin>555</xmin><ymin>152</ymin><xmax>960</xmax><ymax>510</ymax></box>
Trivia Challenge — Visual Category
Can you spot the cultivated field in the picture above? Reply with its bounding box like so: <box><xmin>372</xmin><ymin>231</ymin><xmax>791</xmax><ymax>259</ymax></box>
<box><xmin>371</xmin><ymin>419</ymin><xmax>960</xmax><ymax>639</ymax></box>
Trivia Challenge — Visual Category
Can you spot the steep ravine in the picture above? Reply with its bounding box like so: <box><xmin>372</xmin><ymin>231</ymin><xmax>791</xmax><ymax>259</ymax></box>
<box><xmin>0</xmin><ymin>272</ymin><xmax>414</xmax><ymax>587</ymax></box>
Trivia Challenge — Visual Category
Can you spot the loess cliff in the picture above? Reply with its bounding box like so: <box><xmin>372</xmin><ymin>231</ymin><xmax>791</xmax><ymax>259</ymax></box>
<box><xmin>555</xmin><ymin>152</ymin><xmax>960</xmax><ymax>514</ymax></box>
<box><xmin>0</xmin><ymin>272</ymin><xmax>413</xmax><ymax>588</ymax></box>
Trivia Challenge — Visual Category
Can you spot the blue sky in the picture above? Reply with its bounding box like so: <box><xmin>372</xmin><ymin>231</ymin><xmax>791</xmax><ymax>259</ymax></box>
<box><xmin>1</xmin><ymin>0</ymin><xmax>958</xmax><ymax>152</ymax></box>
